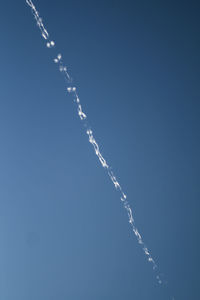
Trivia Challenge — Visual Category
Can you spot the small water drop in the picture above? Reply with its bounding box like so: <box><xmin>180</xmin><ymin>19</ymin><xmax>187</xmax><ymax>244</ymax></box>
<box><xmin>42</xmin><ymin>32</ymin><xmax>48</xmax><ymax>40</ymax></box>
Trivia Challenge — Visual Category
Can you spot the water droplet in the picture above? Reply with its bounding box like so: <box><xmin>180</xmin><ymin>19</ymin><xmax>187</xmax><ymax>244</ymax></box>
<box><xmin>42</xmin><ymin>32</ymin><xmax>48</xmax><ymax>40</ymax></box>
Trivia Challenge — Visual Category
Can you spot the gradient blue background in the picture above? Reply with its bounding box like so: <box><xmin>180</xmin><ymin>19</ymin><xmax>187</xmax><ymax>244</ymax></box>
<box><xmin>1</xmin><ymin>1</ymin><xmax>200</xmax><ymax>299</ymax></box>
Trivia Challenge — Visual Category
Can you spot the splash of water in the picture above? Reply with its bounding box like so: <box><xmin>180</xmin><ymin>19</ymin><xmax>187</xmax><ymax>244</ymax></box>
<box><xmin>25</xmin><ymin>0</ymin><xmax>172</xmax><ymax>292</ymax></box>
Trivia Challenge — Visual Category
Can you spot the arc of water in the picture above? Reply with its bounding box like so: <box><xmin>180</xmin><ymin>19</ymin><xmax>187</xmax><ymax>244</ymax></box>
<box><xmin>26</xmin><ymin>0</ymin><xmax>168</xmax><ymax>288</ymax></box>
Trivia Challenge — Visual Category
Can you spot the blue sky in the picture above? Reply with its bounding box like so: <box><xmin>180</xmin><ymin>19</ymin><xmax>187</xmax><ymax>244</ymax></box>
<box><xmin>1</xmin><ymin>1</ymin><xmax>200</xmax><ymax>299</ymax></box>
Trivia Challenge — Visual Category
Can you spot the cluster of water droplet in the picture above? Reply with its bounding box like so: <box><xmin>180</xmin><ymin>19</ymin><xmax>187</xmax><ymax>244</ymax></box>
<box><xmin>67</xmin><ymin>87</ymin><xmax>76</xmax><ymax>93</ymax></box>
<box><xmin>46</xmin><ymin>40</ymin><xmax>55</xmax><ymax>48</ymax></box>
<box><xmin>54</xmin><ymin>54</ymin><xmax>62</xmax><ymax>63</ymax></box>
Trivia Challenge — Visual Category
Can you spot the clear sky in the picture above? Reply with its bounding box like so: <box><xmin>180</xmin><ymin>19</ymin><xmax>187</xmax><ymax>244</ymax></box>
<box><xmin>1</xmin><ymin>1</ymin><xmax>200</xmax><ymax>299</ymax></box>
